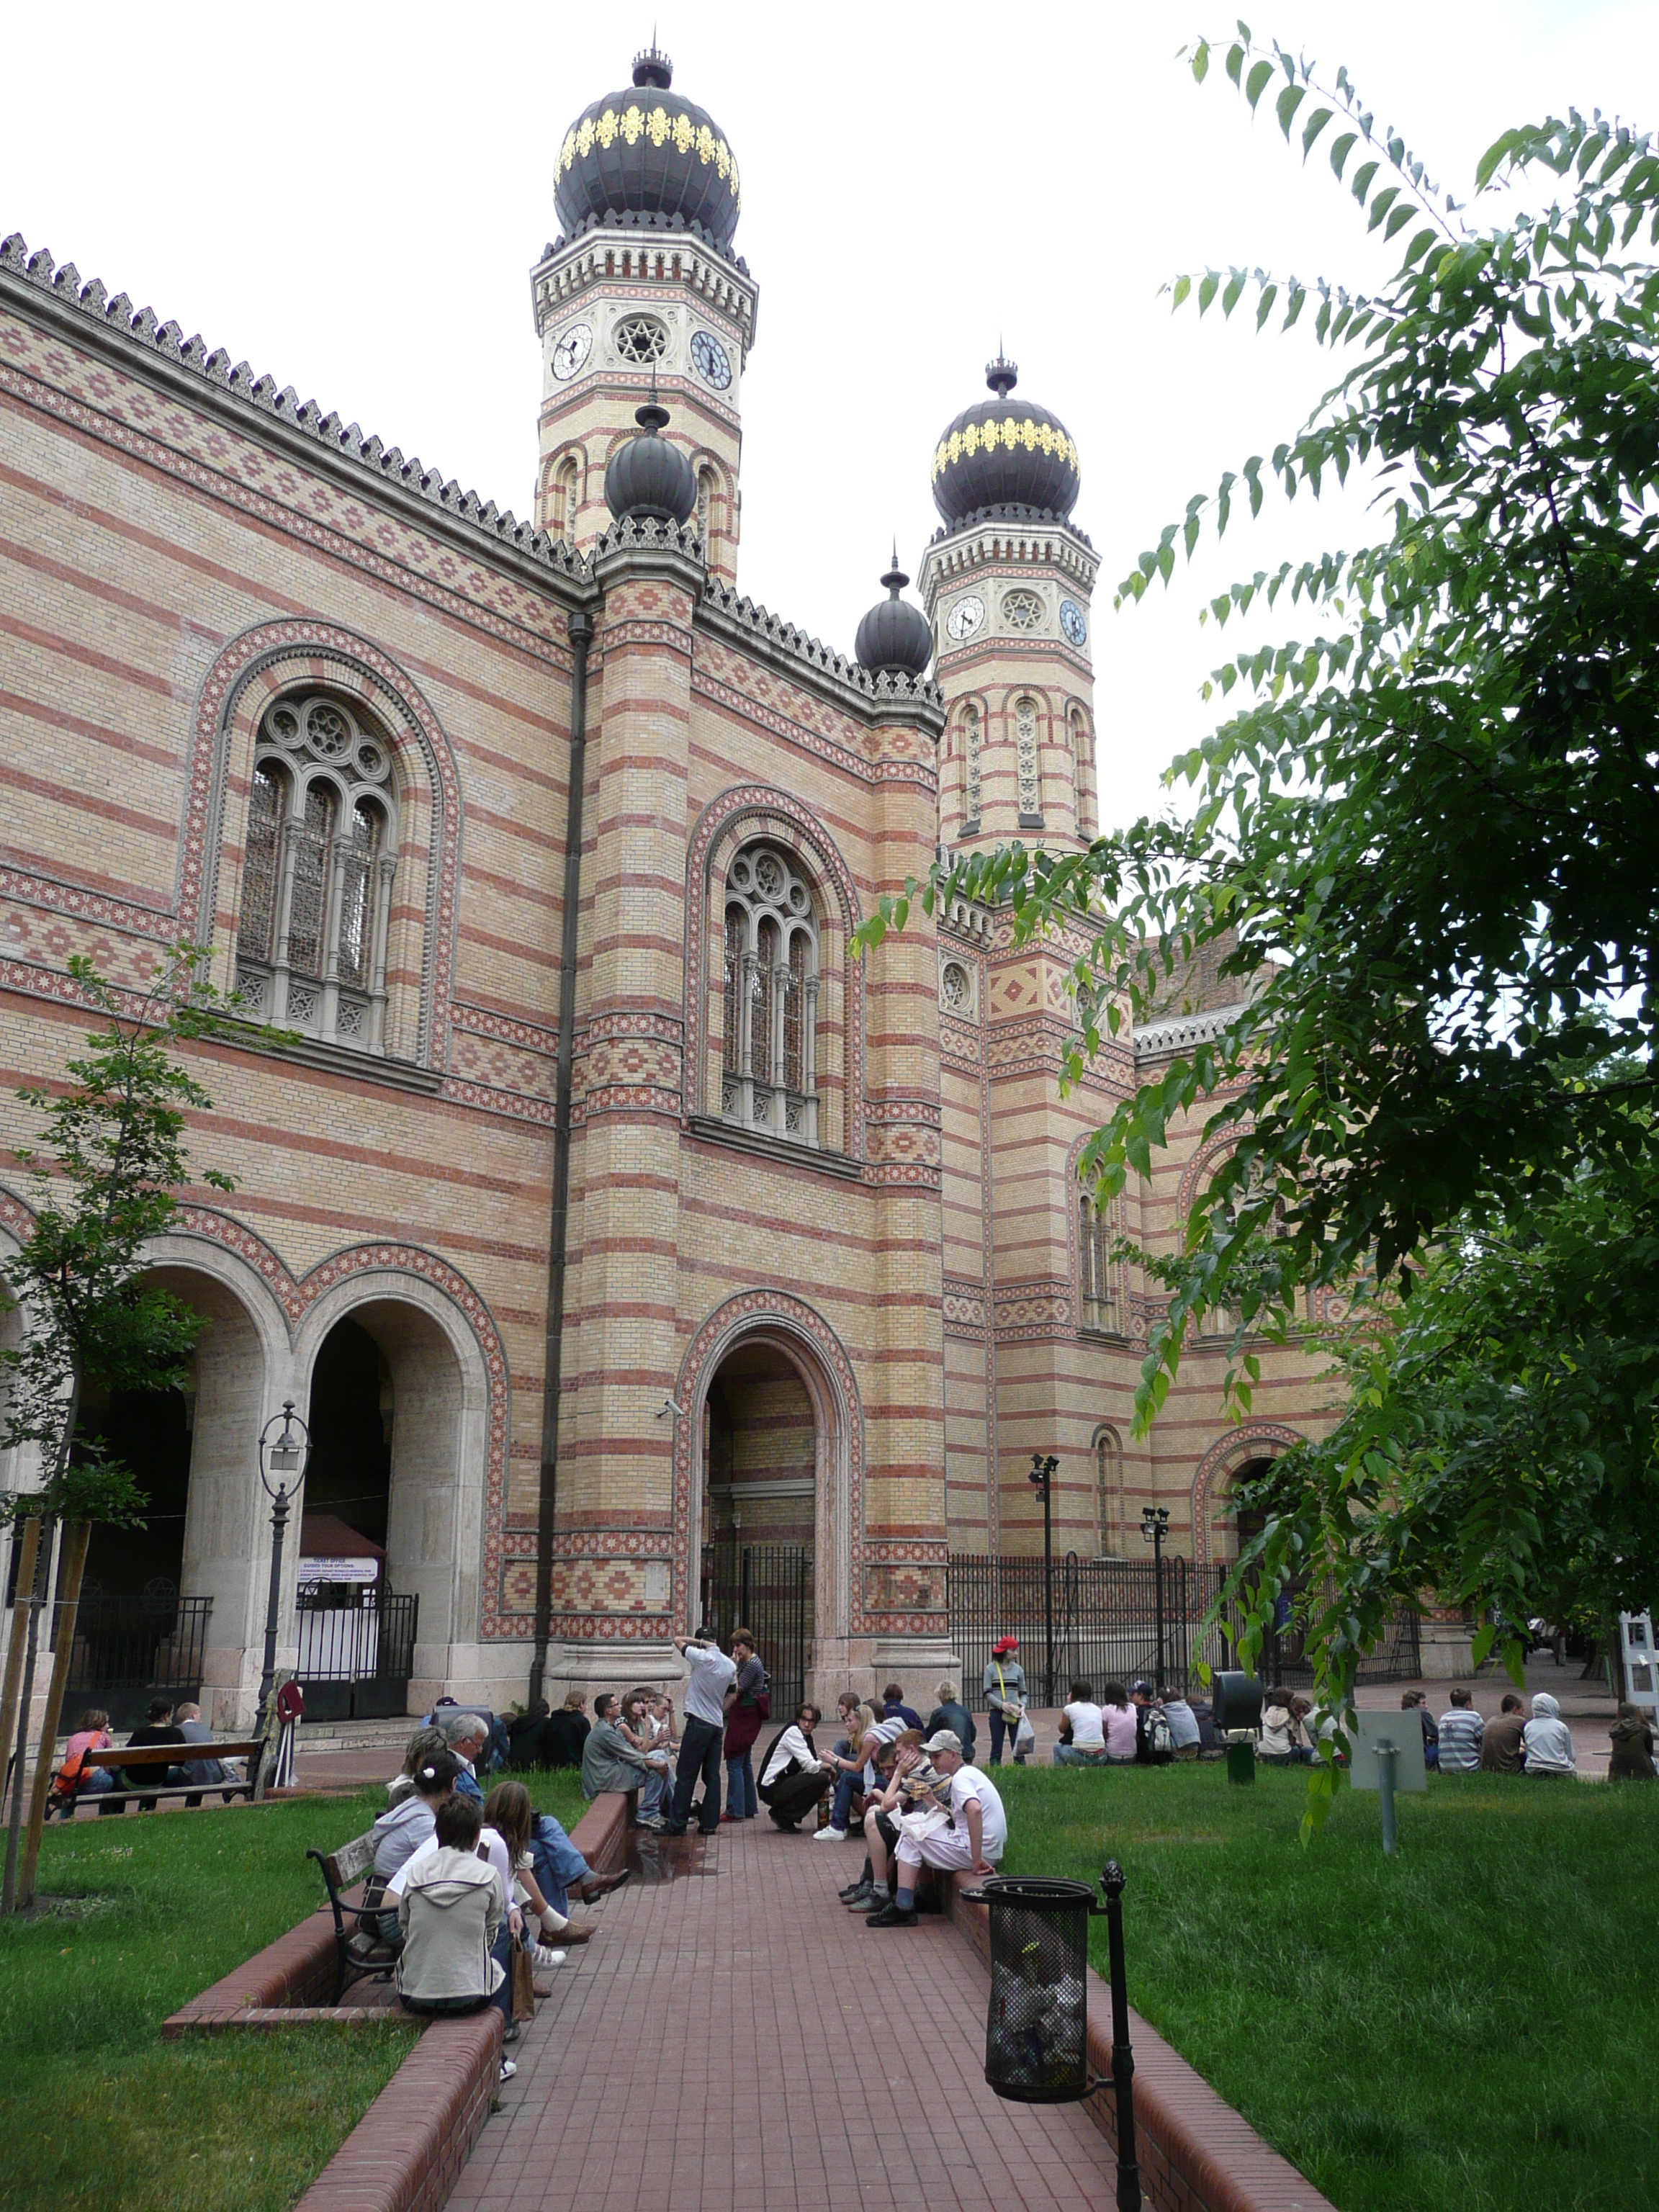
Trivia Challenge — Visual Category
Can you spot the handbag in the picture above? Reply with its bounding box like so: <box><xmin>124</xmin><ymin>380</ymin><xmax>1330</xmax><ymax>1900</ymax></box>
<box><xmin>510</xmin><ymin>1934</ymin><xmax>536</xmax><ymax>2023</ymax></box>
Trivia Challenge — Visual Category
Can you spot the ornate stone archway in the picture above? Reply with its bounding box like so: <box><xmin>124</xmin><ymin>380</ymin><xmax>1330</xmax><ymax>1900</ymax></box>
<box><xmin>1189</xmin><ymin>1421</ymin><xmax>1305</xmax><ymax>1565</ymax></box>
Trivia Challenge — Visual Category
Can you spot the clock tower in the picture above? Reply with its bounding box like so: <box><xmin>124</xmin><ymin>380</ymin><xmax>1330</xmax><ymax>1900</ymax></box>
<box><xmin>917</xmin><ymin>358</ymin><xmax>1100</xmax><ymax>853</ymax></box>
<box><xmin>531</xmin><ymin>46</ymin><xmax>757</xmax><ymax>585</ymax></box>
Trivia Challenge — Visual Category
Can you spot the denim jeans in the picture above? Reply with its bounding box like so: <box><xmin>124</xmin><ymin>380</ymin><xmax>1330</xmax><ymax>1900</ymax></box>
<box><xmin>491</xmin><ymin>1923</ymin><xmax>516</xmax><ymax>2032</ymax></box>
<box><xmin>668</xmin><ymin>1714</ymin><xmax>724</xmax><ymax>1831</ymax></box>
<box><xmin>828</xmin><ymin>1742</ymin><xmax>864</xmax><ymax>1831</ymax></box>
<box><xmin>529</xmin><ymin>1813</ymin><xmax>592</xmax><ymax>1916</ymax></box>
<box><xmin>1053</xmin><ymin>1743</ymin><xmax>1108</xmax><ymax>1766</ymax></box>
<box><xmin>989</xmin><ymin>1711</ymin><xmax>1028</xmax><ymax>1766</ymax></box>
<box><xmin>724</xmin><ymin>1748</ymin><xmax>757</xmax><ymax>1818</ymax></box>
<box><xmin>639</xmin><ymin>1761</ymin><xmax>668</xmax><ymax>1820</ymax></box>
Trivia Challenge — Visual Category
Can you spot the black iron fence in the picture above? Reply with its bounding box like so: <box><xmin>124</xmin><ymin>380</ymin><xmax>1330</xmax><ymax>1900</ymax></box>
<box><xmin>949</xmin><ymin>1552</ymin><xmax>1424</xmax><ymax>1705</ymax></box>
<box><xmin>700</xmin><ymin>1541</ymin><xmax>811</xmax><ymax>1714</ymax></box>
<box><xmin>59</xmin><ymin>1593</ymin><xmax>213</xmax><ymax>1732</ymax></box>
<box><xmin>295</xmin><ymin>1586</ymin><xmax>418</xmax><ymax>1721</ymax></box>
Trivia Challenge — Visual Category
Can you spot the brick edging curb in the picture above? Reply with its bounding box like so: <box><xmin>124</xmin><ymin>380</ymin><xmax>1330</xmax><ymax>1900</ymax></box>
<box><xmin>944</xmin><ymin>1876</ymin><xmax>1339</xmax><ymax>2212</ymax></box>
<box><xmin>292</xmin><ymin>2012</ymin><xmax>501</xmax><ymax>2212</ymax></box>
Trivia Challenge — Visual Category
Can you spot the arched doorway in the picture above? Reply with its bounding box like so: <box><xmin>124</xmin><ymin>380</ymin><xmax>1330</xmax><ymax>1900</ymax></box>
<box><xmin>295</xmin><ymin>1294</ymin><xmax>472</xmax><ymax>1719</ymax></box>
<box><xmin>698</xmin><ymin>1342</ymin><xmax>817</xmax><ymax>1712</ymax></box>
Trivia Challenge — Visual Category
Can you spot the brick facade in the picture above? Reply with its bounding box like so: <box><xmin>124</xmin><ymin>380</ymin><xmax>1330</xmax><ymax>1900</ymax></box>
<box><xmin>0</xmin><ymin>70</ymin><xmax>1327</xmax><ymax>1723</ymax></box>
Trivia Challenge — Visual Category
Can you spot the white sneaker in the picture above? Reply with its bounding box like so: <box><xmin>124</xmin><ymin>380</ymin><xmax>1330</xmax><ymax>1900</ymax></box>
<box><xmin>499</xmin><ymin>2059</ymin><xmax>518</xmax><ymax>2082</ymax></box>
<box><xmin>532</xmin><ymin>1946</ymin><xmax>567</xmax><ymax>1968</ymax></box>
<box><xmin>813</xmin><ymin>1824</ymin><xmax>847</xmax><ymax>1843</ymax></box>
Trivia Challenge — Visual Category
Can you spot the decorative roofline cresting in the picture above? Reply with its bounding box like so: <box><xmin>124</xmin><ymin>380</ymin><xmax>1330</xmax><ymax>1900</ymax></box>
<box><xmin>700</xmin><ymin>577</ymin><xmax>945</xmax><ymax>717</ymax></box>
<box><xmin>0</xmin><ymin>231</ymin><xmax>593</xmax><ymax>591</ymax></box>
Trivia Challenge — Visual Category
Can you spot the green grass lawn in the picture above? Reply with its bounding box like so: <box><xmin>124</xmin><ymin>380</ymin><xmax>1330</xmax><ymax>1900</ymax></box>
<box><xmin>0</xmin><ymin>1766</ymin><xmax>590</xmax><ymax>2212</ymax></box>
<box><xmin>995</xmin><ymin>1763</ymin><xmax>1658</xmax><ymax>2212</ymax></box>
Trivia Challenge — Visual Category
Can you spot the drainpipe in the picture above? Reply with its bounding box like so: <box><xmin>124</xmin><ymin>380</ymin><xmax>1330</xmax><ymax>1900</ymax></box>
<box><xmin>529</xmin><ymin>608</ymin><xmax>593</xmax><ymax>1706</ymax></box>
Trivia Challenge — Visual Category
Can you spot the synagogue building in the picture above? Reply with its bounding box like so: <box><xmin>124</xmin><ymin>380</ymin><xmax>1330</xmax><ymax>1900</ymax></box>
<box><xmin>0</xmin><ymin>48</ymin><xmax>1330</xmax><ymax>1725</ymax></box>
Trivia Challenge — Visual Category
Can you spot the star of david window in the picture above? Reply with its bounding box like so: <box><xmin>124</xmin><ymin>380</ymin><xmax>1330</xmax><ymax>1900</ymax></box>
<box><xmin>719</xmin><ymin>844</ymin><xmax>821</xmax><ymax>1148</ymax></box>
<box><xmin>1002</xmin><ymin>588</ymin><xmax>1045</xmax><ymax>632</ymax></box>
<box><xmin>235</xmin><ymin>693</ymin><xmax>400</xmax><ymax>1054</ymax></box>
<box><xmin>613</xmin><ymin>313</ymin><xmax>670</xmax><ymax>364</ymax></box>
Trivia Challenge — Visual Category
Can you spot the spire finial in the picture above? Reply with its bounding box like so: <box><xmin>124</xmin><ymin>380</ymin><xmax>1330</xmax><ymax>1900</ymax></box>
<box><xmin>986</xmin><ymin>349</ymin><xmax>1018</xmax><ymax>398</ymax></box>
<box><xmin>635</xmin><ymin>367</ymin><xmax>670</xmax><ymax>436</ymax></box>
<box><xmin>632</xmin><ymin>37</ymin><xmax>673</xmax><ymax>89</ymax></box>
<box><xmin>881</xmin><ymin>541</ymin><xmax>909</xmax><ymax>597</ymax></box>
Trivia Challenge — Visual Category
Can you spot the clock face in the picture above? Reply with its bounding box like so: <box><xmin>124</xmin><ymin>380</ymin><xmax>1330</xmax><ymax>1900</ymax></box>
<box><xmin>945</xmin><ymin>593</ymin><xmax>985</xmax><ymax>642</ymax></box>
<box><xmin>691</xmin><ymin>330</ymin><xmax>732</xmax><ymax>391</ymax></box>
<box><xmin>1060</xmin><ymin>598</ymin><xmax>1088</xmax><ymax>647</ymax></box>
<box><xmin>551</xmin><ymin>322</ymin><xmax>593</xmax><ymax>382</ymax></box>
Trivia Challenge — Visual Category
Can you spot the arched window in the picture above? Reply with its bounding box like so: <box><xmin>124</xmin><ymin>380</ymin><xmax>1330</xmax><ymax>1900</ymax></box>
<box><xmin>1094</xmin><ymin>1425</ymin><xmax>1122</xmax><ymax>1555</ymax></box>
<box><xmin>1015</xmin><ymin>696</ymin><xmax>1041</xmax><ymax>820</ymax></box>
<box><xmin>235</xmin><ymin>693</ymin><xmax>400</xmax><ymax>1054</ymax></box>
<box><xmin>1078</xmin><ymin>1187</ymin><xmax>1120</xmax><ymax>1334</ymax></box>
<box><xmin>961</xmin><ymin>703</ymin><xmax>982</xmax><ymax>827</ymax></box>
<box><xmin>553</xmin><ymin>456</ymin><xmax>580</xmax><ymax>544</ymax></box>
<box><xmin>1070</xmin><ymin>707</ymin><xmax>1094</xmax><ymax>836</ymax></box>
<box><xmin>696</xmin><ymin>466</ymin><xmax>716</xmax><ymax>560</ymax></box>
<box><xmin>719</xmin><ymin>843</ymin><xmax>820</xmax><ymax>1147</ymax></box>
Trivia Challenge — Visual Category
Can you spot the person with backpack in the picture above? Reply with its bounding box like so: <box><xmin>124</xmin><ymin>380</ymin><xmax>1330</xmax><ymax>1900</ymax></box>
<box><xmin>1130</xmin><ymin>1681</ymin><xmax>1175</xmax><ymax>1765</ymax></box>
<box><xmin>721</xmin><ymin>1627</ymin><xmax>768</xmax><ymax>1823</ymax></box>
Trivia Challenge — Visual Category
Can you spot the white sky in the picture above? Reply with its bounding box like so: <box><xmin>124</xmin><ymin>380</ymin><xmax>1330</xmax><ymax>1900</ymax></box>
<box><xmin>3</xmin><ymin>1</ymin><xmax>1651</xmax><ymax>826</ymax></box>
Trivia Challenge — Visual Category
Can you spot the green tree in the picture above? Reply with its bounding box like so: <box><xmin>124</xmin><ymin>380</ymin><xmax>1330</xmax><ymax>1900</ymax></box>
<box><xmin>0</xmin><ymin>950</ymin><xmax>237</xmax><ymax>1908</ymax></box>
<box><xmin>859</xmin><ymin>32</ymin><xmax>1659</xmax><ymax>1807</ymax></box>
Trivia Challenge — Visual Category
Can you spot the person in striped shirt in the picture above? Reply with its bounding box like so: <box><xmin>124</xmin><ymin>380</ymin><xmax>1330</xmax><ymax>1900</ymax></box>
<box><xmin>1437</xmin><ymin>1686</ymin><xmax>1485</xmax><ymax>1773</ymax></box>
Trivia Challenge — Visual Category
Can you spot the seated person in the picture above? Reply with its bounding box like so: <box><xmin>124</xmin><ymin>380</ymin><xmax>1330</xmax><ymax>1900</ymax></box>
<box><xmin>923</xmin><ymin>1682</ymin><xmax>977</xmax><ymax>1763</ymax></box>
<box><xmin>1608</xmin><ymin>1702</ymin><xmax>1657</xmax><ymax>1783</ymax></box>
<box><xmin>868</xmin><ymin>1731</ymin><xmax>1006</xmax><ymax>1928</ymax></box>
<box><xmin>880</xmin><ymin>1682</ymin><xmax>925</xmax><ymax>1731</ymax></box>
<box><xmin>757</xmin><ymin>1703</ymin><xmax>830</xmax><ymax>1830</ymax></box>
<box><xmin>1098</xmin><ymin>1681</ymin><xmax>1140</xmax><ymax>1764</ymax></box>
<box><xmin>505</xmin><ymin>1701</ymin><xmax>553</xmax><ymax>1770</ymax></box>
<box><xmin>172</xmin><ymin>1701</ymin><xmax>237</xmax><ymax>1807</ymax></box>
<box><xmin>526</xmin><ymin>1797</ymin><xmax>626</xmax><ymax>1916</ymax></box>
<box><xmin>50</xmin><ymin>1709</ymin><xmax>114</xmax><ymax>1819</ymax></box>
<box><xmin>1522</xmin><ymin>1691</ymin><xmax>1576</xmax><ymax>1776</ymax></box>
<box><xmin>1403</xmin><ymin>1690</ymin><xmax>1440</xmax><ymax>1771</ymax></box>
<box><xmin>1436</xmin><ymin>1687</ymin><xmax>1485</xmax><ymax>1774</ymax></box>
<box><xmin>582</xmin><ymin>1691</ymin><xmax>662</xmax><ymax>1807</ymax></box>
<box><xmin>1259</xmin><ymin>1693</ymin><xmax>1316</xmax><ymax>1765</ymax></box>
<box><xmin>1478</xmin><ymin>1692</ymin><xmax>1527</xmax><ymax>1774</ymax></box>
<box><xmin>485</xmin><ymin>1778</ymin><xmax>593</xmax><ymax>1954</ymax></box>
<box><xmin>817</xmin><ymin>1709</ymin><xmax>905</xmax><ymax>1843</ymax></box>
<box><xmin>1130</xmin><ymin>1681</ymin><xmax>1176</xmax><ymax>1764</ymax></box>
<box><xmin>387</xmin><ymin>1724</ymin><xmax>447</xmax><ymax>1807</ymax></box>
<box><xmin>1053</xmin><ymin>1681</ymin><xmax>1109</xmax><ymax>1766</ymax></box>
<box><xmin>1160</xmin><ymin>1691</ymin><xmax>1202</xmax><ymax>1760</ymax></box>
<box><xmin>542</xmin><ymin>1691</ymin><xmax>592</xmax><ymax>1770</ymax></box>
<box><xmin>121</xmin><ymin>1699</ymin><xmax>188</xmax><ymax>1809</ymax></box>
<box><xmin>616</xmin><ymin>1688</ymin><xmax>673</xmax><ymax>1825</ymax></box>
<box><xmin>393</xmin><ymin>1794</ymin><xmax>518</xmax><ymax>2083</ymax></box>
<box><xmin>367</xmin><ymin>1749</ymin><xmax>459</xmax><ymax>1943</ymax></box>
<box><xmin>848</xmin><ymin>1736</ymin><xmax>948</xmax><ymax>1913</ymax></box>
<box><xmin>441</xmin><ymin>1712</ymin><xmax>492</xmax><ymax>1802</ymax></box>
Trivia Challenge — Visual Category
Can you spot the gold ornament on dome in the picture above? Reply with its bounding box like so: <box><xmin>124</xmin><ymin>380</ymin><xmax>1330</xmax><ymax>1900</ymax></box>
<box><xmin>931</xmin><ymin>414</ymin><xmax>1079</xmax><ymax>484</ymax></box>
<box><xmin>555</xmin><ymin>104</ymin><xmax>742</xmax><ymax>210</ymax></box>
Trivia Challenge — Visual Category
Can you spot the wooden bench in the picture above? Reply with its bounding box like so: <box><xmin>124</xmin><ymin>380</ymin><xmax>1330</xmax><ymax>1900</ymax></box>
<box><xmin>74</xmin><ymin>1740</ymin><xmax>264</xmax><ymax>1813</ymax></box>
<box><xmin>307</xmin><ymin>1827</ymin><xmax>400</xmax><ymax>2005</ymax></box>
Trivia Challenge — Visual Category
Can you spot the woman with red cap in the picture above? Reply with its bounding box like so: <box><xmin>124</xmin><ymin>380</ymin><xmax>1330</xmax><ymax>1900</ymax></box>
<box><xmin>983</xmin><ymin>1637</ymin><xmax>1030</xmax><ymax>1766</ymax></box>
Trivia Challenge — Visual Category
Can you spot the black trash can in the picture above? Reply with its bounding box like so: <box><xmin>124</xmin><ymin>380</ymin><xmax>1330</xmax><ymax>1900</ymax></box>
<box><xmin>974</xmin><ymin>1874</ymin><xmax>1095</xmax><ymax>2101</ymax></box>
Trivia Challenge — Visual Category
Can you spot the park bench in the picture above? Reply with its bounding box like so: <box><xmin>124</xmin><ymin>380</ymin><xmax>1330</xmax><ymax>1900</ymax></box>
<box><xmin>307</xmin><ymin>1825</ymin><xmax>400</xmax><ymax>2004</ymax></box>
<box><xmin>76</xmin><ymin>1739</ymin><xmax>264</xmax><ymax>1812</ymax></box>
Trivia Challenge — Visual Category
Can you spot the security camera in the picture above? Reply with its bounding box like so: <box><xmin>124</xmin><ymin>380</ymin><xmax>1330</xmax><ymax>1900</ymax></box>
<box><xmin>655</xmin><ymin>1395</ymin><xmax>689</xmax><ymax>1421</ymax></box>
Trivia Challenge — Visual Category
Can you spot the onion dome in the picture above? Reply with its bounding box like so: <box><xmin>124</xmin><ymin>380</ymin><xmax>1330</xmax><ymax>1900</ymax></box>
<box><xmin>855</xmin><ymin>549</ymin><xmax>933</xmax><ymax>678</ymax></box>
<box><xmin>554</xmin><ymin>47</ymin><xmax>741</xmax><ymax>255</ymax></box>
<box><xmin>931</xmin><ymin>354</ymin><xmax>1080</xmax><ymax>526</ymax></box>
<box><xmin>604</xmin><ymin>399</ymin><xmax>697</xmax><ymax>525</ymax></box>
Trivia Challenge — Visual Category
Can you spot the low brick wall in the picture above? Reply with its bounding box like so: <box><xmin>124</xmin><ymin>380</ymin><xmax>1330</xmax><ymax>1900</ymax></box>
<box><xmin>945</xmin><ymin>1878</ymin><xmax>1338</xmax><ymax>2212</ymax></box>
<box><xmin>162</xmin><ymin>1909</ymin><xmax>339</xmax><ymax>2032</ymax></box>
<box><xmin>292</xmin><ymin>2012</ymin><xmax>502</xmax><ymax>2212</ymax></box>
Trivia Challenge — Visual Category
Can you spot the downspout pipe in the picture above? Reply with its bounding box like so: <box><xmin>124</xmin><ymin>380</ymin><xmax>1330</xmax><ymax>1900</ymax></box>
<box><xmin>529</xmin><ymin>608</ymin><xmax>593</xmax><ymax>1707</ymax></box>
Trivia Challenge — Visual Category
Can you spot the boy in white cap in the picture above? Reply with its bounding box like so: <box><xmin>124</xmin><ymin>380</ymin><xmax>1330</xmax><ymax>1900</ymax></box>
<box><xmin>866</xmin><ymin>1729</ymin><xmax>1006</xmax><ymax>1928</ymax></box>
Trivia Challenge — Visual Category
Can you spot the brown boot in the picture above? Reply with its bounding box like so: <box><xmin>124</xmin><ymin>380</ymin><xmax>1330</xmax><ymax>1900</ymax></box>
<box><xmin>578</xmin><ymin>1869</ymin><xmax>631</xmax><ymax>1902</ymax></box>
<box><xmin>556</xmin><ymin>1920</ymin><xmax>596</xmax><ymax>1945</ymax></box>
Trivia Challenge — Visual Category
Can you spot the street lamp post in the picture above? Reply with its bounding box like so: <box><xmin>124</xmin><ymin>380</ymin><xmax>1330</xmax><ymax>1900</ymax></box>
<box><xmin>257</xmin><ymin>1401</ymin><xmax>312</xmax><ymax>1716</ymax></box>
<box><xmin>1029</xmin><ymin>1453</ymin><xmax>1058</xmax><ymax>1707</ymax></box>
<box><xmin>1140</xmin><ymin>1506</ymin><xmax>1170</xmax><ymax>1693</ymax></box>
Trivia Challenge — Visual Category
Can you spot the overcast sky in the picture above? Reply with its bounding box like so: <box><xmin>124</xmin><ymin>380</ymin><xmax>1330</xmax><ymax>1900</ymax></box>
<box><xmin>3</xmin><ymin>1</ymin><xmax>1650</xmax><ymax>825</ymax></box>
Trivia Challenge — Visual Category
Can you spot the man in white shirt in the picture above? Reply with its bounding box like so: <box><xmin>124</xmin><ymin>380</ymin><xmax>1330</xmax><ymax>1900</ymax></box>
<box><xmin>867</xmin><ymin>1729</ymin><xmax>1006</xmax><ymax>1928</ymax></box>
<box><xmin>662</xmin><ymin>1630</ymin><xmax>738</xmax><ymax>1835</ymax></box>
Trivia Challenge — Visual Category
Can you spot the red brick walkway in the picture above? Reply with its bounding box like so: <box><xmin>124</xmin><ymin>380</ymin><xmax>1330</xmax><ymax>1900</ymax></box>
<box><xmin>450</xmin><ymin>1818</ymin><xmax>1109</xmax><ymax>2212</ymax></box>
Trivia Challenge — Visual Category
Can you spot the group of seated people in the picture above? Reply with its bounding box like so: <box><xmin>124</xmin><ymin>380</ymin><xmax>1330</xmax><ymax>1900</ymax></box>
<box><xmin>50</xmin><ymin>1698</ymin><xmax>238</xmax><ymax>1816</ymax></box>
<box><xmin>1052</xmin><ymin>1678</ymin><xmax>1203</xmax><ymax>1765</ymax></box>
<box><xmin>1256</xmin><ymin>1683</ymin><xmax>1652</xmax><ymax>1777</ymax></box>
<box><xmin>367</xmin><ymin>1719</ymin><xmax>629</xmax><ymax>2082</ymax></box>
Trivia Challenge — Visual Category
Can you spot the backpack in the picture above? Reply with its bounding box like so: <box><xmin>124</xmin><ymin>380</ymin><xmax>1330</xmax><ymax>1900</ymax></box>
<box><xmin>1143</xmin><ymin>1704</ymin><xmax>1174</xmax><ymax>1762</ymax></box>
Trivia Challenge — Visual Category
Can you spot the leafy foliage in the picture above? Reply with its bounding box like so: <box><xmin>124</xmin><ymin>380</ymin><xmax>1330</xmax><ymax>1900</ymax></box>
<box><xmin>0</xmin><ymin>950</ymin><xmax>239</xmax><ymax>1524</ymax></box>
<box><xmin>855</xmin><ymin>31</ymin><xmax>1659</xmax><ymax>1771</ymax></box>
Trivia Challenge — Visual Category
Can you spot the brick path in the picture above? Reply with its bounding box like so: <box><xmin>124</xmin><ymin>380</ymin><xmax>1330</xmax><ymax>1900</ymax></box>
<box><xmin>450</xmin><ymin>1817</ymin><xmax>1109</xmax><ymax>2212</ymax></box>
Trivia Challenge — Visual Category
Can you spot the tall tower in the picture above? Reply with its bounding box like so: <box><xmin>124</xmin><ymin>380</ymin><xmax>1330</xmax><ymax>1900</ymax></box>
<box><xmin>530</xmin><ymin>46</ymin><xmax>758</xmax><ymax>584</ymax></box>
<box><xmin>917</xmin><ymin>358</ymin><xmax>1099</xmax><ymax>850</ymax></box>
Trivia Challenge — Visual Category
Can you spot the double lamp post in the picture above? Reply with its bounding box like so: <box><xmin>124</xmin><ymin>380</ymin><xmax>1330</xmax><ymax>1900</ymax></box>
<box><xmin>256</xmin><ymin>1400</ymin><xmax>312</xmax><ymax>1714</ymax></box>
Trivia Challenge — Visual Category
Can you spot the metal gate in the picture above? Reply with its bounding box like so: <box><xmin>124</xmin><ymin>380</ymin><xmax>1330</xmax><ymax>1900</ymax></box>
<box><xmin>949</xmin><ymin>1552</ymin><xmax>1210</xmax><ymax>1703</ymax></box>
<box><xmin>59</xmin><ymin>1593</ymin><xmax>213</xmax><ymax>1732</ymax></box>
<box><xmin>698</xmin><ymin>1541</ymin><xmax>811</xmax><ymax>1714</ymax></box>
<box><xmin>295</xmin><ymin>1586</ymin><xmax>419</xmax><ymax>1721</ymax></box>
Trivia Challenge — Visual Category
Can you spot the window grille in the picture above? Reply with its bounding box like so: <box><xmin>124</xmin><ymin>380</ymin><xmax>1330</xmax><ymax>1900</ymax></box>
<box><xmin>719</xmin><ymin>842</ymin><xmax>819</xmax><ymax>1148</ymax></box>
<box><xmin>962</xmin><ymin>705</ymin><xmax>981</xmax><ymax>824</ymax></box>
<box><xmin>1079</xmin><ymin>1191</ymin><xmax>1120</xmax><ymax>1334</ymax></box>
<box><xmin>1015</xmin><ymin>697</ymin><xmax>1040</xmax><ymax>818</ymax></box>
